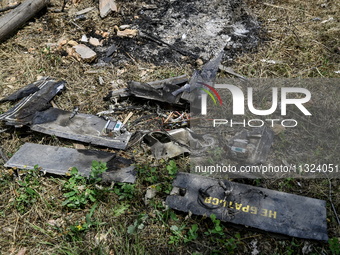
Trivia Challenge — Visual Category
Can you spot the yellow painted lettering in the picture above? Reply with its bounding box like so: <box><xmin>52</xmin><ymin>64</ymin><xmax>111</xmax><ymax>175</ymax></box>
<box><xmin>235</xmin><ymin>203</ymin><xmax>242</xmax><ymax>210</ymax></box>
<box><xmin>242</xmin><ymin>205</ymin><xmax>249</xmax><ymax>212</ymax></box>
<box><xmin>261</xmin><ymin>209</ymin><xmax>268</xmax><ymax>217</ymax></box>
<box><xmin>212</xmin><ymin>198</ymin><xmax>219</xmax><ymax>205</ymax></box>
<box><xmin>269</xmin><ymin>210</ymin><xmax>277</xmax><ymax>219</ymax></box>
<box><xmin>250</xmin><ymin>207</ymin><xmax>257</xmax><ymax>214</ymax></box>
<box><xmin>205</xmin><ymin>197</ymin><xmax>212</xmax><ymax>204</ymax></box>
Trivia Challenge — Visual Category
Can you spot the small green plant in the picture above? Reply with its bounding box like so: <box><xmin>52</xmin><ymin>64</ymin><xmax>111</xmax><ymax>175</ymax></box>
<box><xmin>329</xmin><ymin>237</ymin><xmax>340</xmax><ymax>255</ymax></box>
<box><xmin>170</xmin><ymin>211</ymin><xmax>179</xmax><ymax>221</ymax></box>
<box><xmin>57</xmin><ymin>203</ymin><xmax>102</xmax><ymax>241</ymax></box>
<box><xmin>138</xmin><ymin>164</ymin><xmax>158</xmax><ymax>184</ymax></box>
<box><xmin>204</xmin><ymin>214</ymin><xmax>243</xmax><ymax>253</ymax></box>
<box><xmin>15</xmin><ymin>165</ymin><xmax>42</xmax><ymax>214</ymax></box>
<box><xmin>167</xmin><ymin>160</ymin><xmax>178</xmax><ymax>176</ymax></box>
<box><xmin>205</xmin><ymin>214</ymin><xmax>225</xmax><ymax>237</ymax></box>
<box><xmin>62</xmin><ymin>160</ymin><xmax>108</xmax><ymax>209</ymax></box>
<box><xmin>127</xmin><ymin>213</ymin><xmax>148</xmax><ymax>234</ymax></box>
<box><xmin>184</xmin><ymin>224</ymin><xmax>198</xmax><ymax>243</ymax></box>
<box><xmin>89</xmin><ymin>160</ymin><xmax>107</xmax><ymax>183</ymax></box>
<box><xmin>169</xmin><ymin>224</ymin><xmax>186</xmax><ymax>245</ymax></box>
<box><xmin>114</xmin><ymin>183</ymin><xmax>135</xmax><ymax>200</ymax></box>
<box><xmin>224</xmin><ymin>233</ymin><xmax>244</xmax><ymax>254</ymax></box>
<box><xmin>113</xmin><ymin>203</ymin><xmax>130</xmax><ymax>217</ymax></box>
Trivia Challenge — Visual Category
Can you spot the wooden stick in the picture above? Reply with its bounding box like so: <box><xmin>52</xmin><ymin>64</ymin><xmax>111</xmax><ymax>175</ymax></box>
<box><xmin>0</xmin><ymin>0</ymin><xmax>49</xmax><ymax>42</ymax></box>
<box><xmin>122</xmin><ymin>112</ymin><xmax>133</xmax><ymax>126</ymax></box>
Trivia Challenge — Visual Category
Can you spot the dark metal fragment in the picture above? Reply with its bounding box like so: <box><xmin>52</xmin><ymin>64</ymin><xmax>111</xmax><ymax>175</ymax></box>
<box><xmin>166</xmin><ymin>172</ymin><xmax>328</xmax><ymax>241</ymax></box>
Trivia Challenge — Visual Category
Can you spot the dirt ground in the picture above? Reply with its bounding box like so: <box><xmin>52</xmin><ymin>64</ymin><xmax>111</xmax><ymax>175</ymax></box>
<box><xmin>0</xmin><ymin>0</ymin><xmax>340</xmax><ymax>254</ymax></box>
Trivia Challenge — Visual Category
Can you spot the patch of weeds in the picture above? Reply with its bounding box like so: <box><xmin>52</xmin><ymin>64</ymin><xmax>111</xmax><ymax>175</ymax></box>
<box><xmin>113</xmin><ymin>203</ymin><xmax>130</xmax><ymax>217</ymax></box>
<box><xmin>170</xmin><ymin>211</ymin><xmax>179</xmax><ymax>221</ymax></box>
<box><xmin>15</xmin><ymin>165</ymin><xmax>42</xmax><ymax>214</ymax></box>
<box><xmin>127</xmin><ymin>213</ymin><xmax>148</xmax><ymax>234</ymax></box>
<box><xmin>224</xmin><ymin>233</ymin><xmax>243</xmax><ymax>254</ymax></box>
<box><xmin>162</xmin><ymin>182</ymin><xmax>173</xmax><ymax>194</ymax></box>
<box><xmin>169</xmin><ymin>224</ymin><xmax>186</xmax><ymax>246</ymax></box>
<box><xmin>184</xmin><ymin>224</ymin><xmax>198</xmax><ymax>243</ymax></box>
<box><xmin>58</xmin><ymin>203</ymin><xmax>103</xmax><ymax>241</ymax></box>
<box><xmin>205</xmin><ymin>214</ymin><xmax>243</xmax><ymax>253</ymax></box>
<box><xmin>329</xmin><ymin>237</ymin><xmax>340</xmax><ymax>255</ymax></box>
<box><xmin>208</xmin><ymin>147</ymin><xmax>225</xmax><ymax>163</ymax></box>
<box><xmin>41</xmin><ymin>46</ymin><xmax>61</xmax><ymax>66</ymax></box>
<box><xmin>138</xmin><ymin>164</ymin><xmax>158</xmax><ymax>184</ymax></box>
<box><xmin>167</xmin><ymin>160</ymin><xmax>178</xmax><ymax>176</ymax></box>
<box><xmin>280</xmin><ymin>177</ymin><xmax>294</xmax><ymax>190</ymax></box>
<box><xmin>62</xmin><ymin>160</ymin><xmax>108</xmax><ymax>209</ymax></box>
<box><xmin>205</xmin><ymin>214</ymin><xmax>224</xmax><ymax>237</ymax></box>
<box><xmin>114</xmin><ymin>183</ymin><xmax>135</xmax><ymax>200</ymax></box>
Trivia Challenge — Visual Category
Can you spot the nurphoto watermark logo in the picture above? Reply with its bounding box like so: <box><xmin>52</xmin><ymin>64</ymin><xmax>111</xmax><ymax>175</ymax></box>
<box><xmin>189</xmin><ymin>78</ymin><xmax>339</xmax><ymax>179</ymax></box>
<box><xmin>199</xmin><ymin>82</ymin><xmax>311</xmax><ymax>128</ymax></box>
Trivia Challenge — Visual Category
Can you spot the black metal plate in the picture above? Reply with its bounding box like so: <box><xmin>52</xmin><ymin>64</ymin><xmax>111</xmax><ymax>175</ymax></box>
<box><xmin>166</xmin><ymin>172</ymin><xmax>328</xmax><ymax>241</ymax></box>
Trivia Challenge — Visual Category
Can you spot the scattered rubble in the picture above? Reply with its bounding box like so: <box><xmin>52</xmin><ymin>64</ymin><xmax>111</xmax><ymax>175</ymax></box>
<box><xmin>228</xmin><ymin>126</ymin><xmax>274</xmax><ymax>165</ymax></box>
<box><xmin>105</xmin><ymin>74</ymin><xmax>189</xmax><ymax>101</ymax></box>
<box><xmin>89</xmin><ymin>37</ymin><xmax>102</xmax><ymax>47</ymax></box>
<box><xmin>117</xmin><ymin>29</ymin><xmax>138</xmax><ymax>38</ymax></box>
<box><xmin>99</xmin><ymin>0</ymin><xmax>117</xmax><ymax>18</ymax></box>
<box><xmin>81</xmin><ymin>34</ymin><xmax>88</xmax><ymax>42</ymax></box>
<box><xmin>144</xmin><ymin>185</ymin><xmax>157</xmax><ymax>205</ymax></box>
<box><xmin>72</xmin><ymin>44</ymin><xmax>97</xmax><ymax>62</ymax></box>
<box><xmin>67</xmin><ymin>40</ymin><xmax>78</xmax><ymax>47</ymax></box>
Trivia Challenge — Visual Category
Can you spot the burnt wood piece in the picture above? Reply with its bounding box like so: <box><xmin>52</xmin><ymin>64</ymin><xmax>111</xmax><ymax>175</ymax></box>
<box><xmin>0</xmin><ymin>0</ymin><xmax>49</xmax><ymax>42</ymax></box>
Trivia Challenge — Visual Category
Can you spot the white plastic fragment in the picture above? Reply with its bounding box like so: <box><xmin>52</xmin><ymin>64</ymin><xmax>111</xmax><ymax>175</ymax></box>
<box><xmin>81</xmin><ymin>34</ymin><xmax>88</xmax><ymax>42</ymax></box>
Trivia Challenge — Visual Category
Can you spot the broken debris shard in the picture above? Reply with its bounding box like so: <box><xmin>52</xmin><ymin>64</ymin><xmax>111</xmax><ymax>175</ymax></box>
<box><xmin>166</xmin><ymin>172</ymin><xmax>328</xmax><ymax>241</ymax></box>
<box><xmin>31</xmin><ymin>108</ymin><xmax>131</xmax><ymax>150</ymax></box>
<box><xmin>0</xmin><ymin>77</ymin><xmax>66</xmax><ymax>126</ymax></box>
<box><xmin>143</xmin><ymin>128</ymin><xmax>215</xmax><ymax>159</ymax></box>
<box><xmin>4</xmin><ymin>143</ymin><xmax>136</xmax><ymax>183</ymax></box>
<box><xmin>99</xmin><ymin>0</ymin><xmax>117</xmax><ymax>18</ymax></box>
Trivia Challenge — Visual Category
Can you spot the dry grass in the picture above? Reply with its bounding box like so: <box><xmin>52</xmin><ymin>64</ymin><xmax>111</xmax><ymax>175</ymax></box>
<box><xmin>0</xmin><ymin>0</ymin><xmax>340</xmax><ymax>254</ymax></box>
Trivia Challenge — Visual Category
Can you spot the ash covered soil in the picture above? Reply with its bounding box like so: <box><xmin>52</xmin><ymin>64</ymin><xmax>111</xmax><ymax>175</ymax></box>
<box><xmin>71</xmin><ymin>0</ymin><xmax>265</xmax><ymax>66</ymax></box>
<box><xmin>116</xmin><ymin>0</ymin><xmax>263</xmax><ymax>64</ymax></box>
